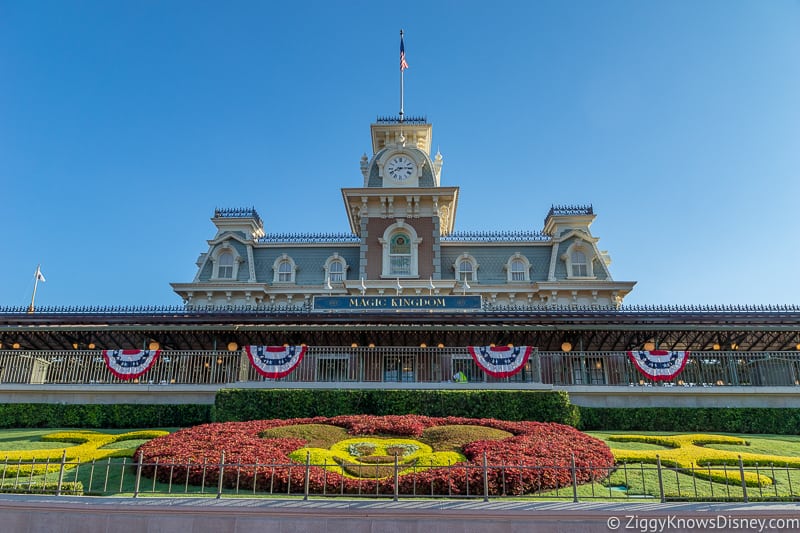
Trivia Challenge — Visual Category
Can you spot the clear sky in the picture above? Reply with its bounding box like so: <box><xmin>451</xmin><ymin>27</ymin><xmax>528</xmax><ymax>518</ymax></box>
<box><xmin>2</xmin><ymin>1</ymin><xmax>799</xmax><ymax>307</ymax></box>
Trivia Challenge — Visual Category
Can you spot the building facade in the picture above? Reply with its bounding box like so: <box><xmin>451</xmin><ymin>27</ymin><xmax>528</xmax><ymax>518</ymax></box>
<box><xmin>171</xmin><ymin>116</ymin><xmax>635</xmax><ymax>310</ymax></box>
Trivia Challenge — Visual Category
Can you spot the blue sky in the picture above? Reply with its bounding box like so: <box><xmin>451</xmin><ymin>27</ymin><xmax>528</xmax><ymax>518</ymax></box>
<box><xmin>2</xmin><ymin>1</ymin><xmax>799</xmax><ymax>307</ymax></box>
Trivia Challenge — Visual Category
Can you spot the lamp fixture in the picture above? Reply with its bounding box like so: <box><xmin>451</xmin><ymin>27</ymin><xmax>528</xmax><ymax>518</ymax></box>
<box><xmin>561</xmin><ymin>342</ymin><xmax>572</xmax><ymax>353</ymax></box>
<box><xmin>227</xmin><ymin>342</ymin><xmax>238</xmax><ymax>352</ymax></box>
<box><xmin>643</xmin><ymin>341</ymin><xmax>655</xmax><ymax>351</ymax></box>
<box><xmin>148</xmin><ymin>341</ymin><xmax>160</xmax><ymax>351</ymax></box>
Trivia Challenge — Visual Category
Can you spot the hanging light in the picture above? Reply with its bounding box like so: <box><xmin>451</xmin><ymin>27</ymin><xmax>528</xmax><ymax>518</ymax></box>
<box><xmin>437</xmin><ymin>343</ymin><xmax>445</xmax><ymax>348</ymax></box>
<box><xmin>561</xmin><ymin>342</ymin><xmax>572</xmax><ymax>352</ymax></box>
<box><xmin>796</xmin><ymin>343</ymin><xmax>800</xmax><ymax>351</ymax></box>
<box><xmin>420</xmin><ymin>343</ymin><xmax>427</xmax><ymax>348</ymax></box>
<box><xmin>643</xmin><ymin>341</ymin><xmax>655</xmax><ymax>352</ymax></box>
<box><xmin>72</xmin><ymin>343</ymin><xmax>79</xmax><ymax>350</ymax></box>
<box><xmin>12</xmin><ymin>343</ymin><xmax>20</xmax><ymax>350</ymax></box>
<box><xmin>368</xmin><ymin>343</ymin><xmax>375</xmax><ymax>348</ymax></box>
<box><xmin>507</xmin><ymin>343</ymin><xmax>514</xmax><ymax>348</ymax></box>
<box><xmin>730</xmin><ymin>342</ymin><xmax>739</xmax><ymax>350</ymax></box>
<box><xmin>351</xmin><ymin>343</ymin><xmax>358</xmax><ymax>348</ymax></box>
<box><xmin>227</xmin><ymin>342</ymin><xmax>238</xmax><ymax>352</ymax></box>
<box><xmin>148</xmin><ymin>341</ymin><xmax>160</xmax><ymax>351</ymax></box>
<box><xmin>88</xmin><ymin>343</ymin><xmax>96</xmax><ymax>350</ymax></box>
<box><xmin>712</xmin><ymin>343</ymin><xmax>721</xmax><ymax>351</ymax></box>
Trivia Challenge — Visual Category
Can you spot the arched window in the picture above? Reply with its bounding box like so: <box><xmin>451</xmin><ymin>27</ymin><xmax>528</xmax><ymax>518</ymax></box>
<box><xmin>379</xmin><ymin>221</ymin><xmax>422</xmax><ymax>278</ymax></box>
<box><xmin>458</xmin><ymin>259</ymin><xmax>474</xmax><ymax>282</ymax></box>
<box><xmin>211</xmin><ymin>244</ymin><xmax>242</xmax><ymax>280</ymax></box>
<box><xmin>561</xmin><ymin>241</ymin><xmax>596</xmax><ymax>278</ymax></box>
<box><xmin>389</xmin><ymin>232</ymin><xmax>411</xmax><ymax>276</ymax></box>
<box><xmin>510</xmin><ymin>259</ymin><xmax>526</xmax><ymax>281</ymax></box>
<box><xmin>218</xmin><ymin>252</ymin><xmax>234</xmax><ymax>279</ymax></box>
<box><xmin>329</xmin><ymin>260</ymin><xmax>344</xmax><ymax>281</ymax></box>
<box><xmin>453</xmin><ymin>253</ymin><xmax>478</xmax><ymax>283</ymax></box>
<box><xmin>505</xmin><ymin>253</ymin><xmax>531</xmax><ymax>283</ymax></box>
<box><xmin>571</xmin><ymin>250</ymin><xmax>588</xmax><ymax>277</ymax></box>
<box><xmin>272</xmin><ymin>254</ymin><xmax>297</xmax><ymax>284</ymax></box>
<box><xmin>278</xmin><ymin>261</ymin><xmax>293</xmax><ymax>282</ymax></box>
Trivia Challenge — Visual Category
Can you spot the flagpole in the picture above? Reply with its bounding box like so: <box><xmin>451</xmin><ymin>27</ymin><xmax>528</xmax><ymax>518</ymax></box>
<box><xmin>399</xmin><ymin>29</ymin><xmax>405</xmax><ymax>122</ymax></box>
<box><xmin>28</xmin><ymin>264</ymin><xmax>41</xmax><ymax>314</ymax></box>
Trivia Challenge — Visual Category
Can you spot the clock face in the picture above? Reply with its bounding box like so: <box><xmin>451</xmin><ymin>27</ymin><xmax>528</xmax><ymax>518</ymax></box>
<box><xmin>386</xmin><ymin>155</ymin><xmax>416</xmax><ymax>181</ymax></box>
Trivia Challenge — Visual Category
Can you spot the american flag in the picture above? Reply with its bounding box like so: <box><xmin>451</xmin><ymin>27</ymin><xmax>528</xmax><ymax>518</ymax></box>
<box><xmin>400</xmin><ymin>34</ymin><xmax>409</xmax><ymax>71</ymax></box>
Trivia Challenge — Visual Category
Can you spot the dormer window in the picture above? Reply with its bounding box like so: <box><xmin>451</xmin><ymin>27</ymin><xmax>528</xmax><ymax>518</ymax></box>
<box><xmin>218</xmin><ymin>252</ymin><xmax>234</xmax><ymax>279</ymax></box>
<box><xmin>329</xmin><ymin>260</ymin><xmax>344</xmax><ymax>281</ymax></box>
<box><xmin>510</xmin><ymin>259</ymin><xmax>525</xmax><ymax>281</ymax></box>
<box><xmin>505</xmin><ymin>253</ymin><xmax>531</xmax><ymax>283</ymax></box>
<box><xmin>561</xmin><ymin>241</ymin><xmax>597</xmax><ymax>279</ymax></box>
<box><xmin>572</xmin><ymin>250</ymin><xmax>588</xmax><ymax>277</ymax></box>
<box><xmin>453</xmin><ymin>253</ymin><xmax>478</xmax><ymax>282</ymax></box>
<box><xmin>323</xmin><ymin>254</ymin><xmax>349</xmax><ymax>283</ymax></box>
<box><xmin>272</xmin><ymin>254</ymin><xmax>297</xmax><ymax>284</ymax></box>
<box><xmin>211</xmin><ymin>245</ymin><xmax>242</xmax><ymax>280</ymax></box>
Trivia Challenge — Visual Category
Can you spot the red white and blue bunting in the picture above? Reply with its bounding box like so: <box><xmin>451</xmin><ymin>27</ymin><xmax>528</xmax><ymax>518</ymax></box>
<box><xmin>627</xmin><ymin>350</ymin><xmax>690</xmax><ymax>381</ymax></box>
<box><xmin>245</xmin><ymin>345</ymin><xmax>306</xmax><ymax>378</ymax></box>
<box><xmin>467</xmin><ymin>345</ymin><xmax>533</xmax><ymax>378</ymax></box>
<box><xmin>102</xmin><ymin>349</ymin><xmax>161</xmax><ymax>380</ymax></box>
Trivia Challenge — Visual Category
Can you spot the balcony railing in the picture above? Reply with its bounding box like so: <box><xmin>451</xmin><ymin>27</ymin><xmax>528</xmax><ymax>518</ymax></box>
<box><xmin>1</xmin><ymin>348</ymin><xmax>799</xmax><ymax>387</ymax></box>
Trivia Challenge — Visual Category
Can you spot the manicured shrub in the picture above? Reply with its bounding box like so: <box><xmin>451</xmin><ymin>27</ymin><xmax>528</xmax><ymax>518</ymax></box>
<box><xmin>214</xmin><ymin>389</ymin><xmax>578</xmax><ymax>425</ymax></box>
<box><xmin>0</xmin><ymin>403</ymin><xmax>212</xmax><ymax>428</ymax></box>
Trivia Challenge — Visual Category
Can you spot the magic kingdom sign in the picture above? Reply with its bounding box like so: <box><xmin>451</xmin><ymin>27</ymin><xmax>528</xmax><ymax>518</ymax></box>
<box><xmin>313</xmin><ymin>295</ymin><xmax>482</xmax><ymax>311</ymax></box>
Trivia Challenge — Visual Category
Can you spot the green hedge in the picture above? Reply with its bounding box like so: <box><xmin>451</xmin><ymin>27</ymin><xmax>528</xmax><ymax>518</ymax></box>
<box><xmin>578</xmin><ymin>407</ymin><xmax>800</xmax><ymax>434</ymax></box>
<box><xmin>215</xmin><ymin>389</ymin><xmax>579</xmax><ymax>425</ymax></box>
<box><xmin>0</xmin><ymin>403</ymin><xmax>212</xmax><ymax>429</ymax></box>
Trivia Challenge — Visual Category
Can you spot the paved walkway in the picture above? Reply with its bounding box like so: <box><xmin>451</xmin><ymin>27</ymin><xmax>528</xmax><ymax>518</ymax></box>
<box><xmin>2</xmin><ymin>495</ymin><xmax>800</xmax><ymax>532</ymax></box>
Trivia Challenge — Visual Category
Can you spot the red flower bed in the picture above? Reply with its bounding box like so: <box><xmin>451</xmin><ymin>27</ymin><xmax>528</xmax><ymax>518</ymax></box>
<box><xmin>136</xmin><ymin>415</ymin><xmax>613</xmax><ymax>496</ymax></box>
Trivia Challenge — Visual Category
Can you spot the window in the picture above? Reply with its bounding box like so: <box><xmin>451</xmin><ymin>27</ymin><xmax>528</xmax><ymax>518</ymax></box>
<box><xmin>272</xmin><ymin>254</ymin><xmax>297</xmax><ymax>284</ymax></box>
<box><xmin>278</xmin><ymin>261</ymin><xmax>292</xmax><ymax>282</ymax></box>
<box><xmin>329</xmin><ymin>260</ymin><xmax>344</xmax><ymax>282</ymax></box>
<box><xmin>510</xmin><ymin>259</ymin><xmax>525</xmax><ymax>281</ymax></box>
<box><xmin>218</xmin><ymin>252</ymin><xmax>234</xmax><ymax>279</ymax></box>
<box><xmin>211</xmin><ymin>245</ymin><xmax>241</xmax><ymax>280</ymax></box>
<box><xmin>389</xmin><ymin>233</ymin><xmax>411</xmax><ymax>276</ymax></box>
<box><xmin>505</xmin><ymin>253</ymin><xmax>531</xmax><ymax>282</ymax></box>
<box><xmin>379</xmin><ymin>221</ymin><xmax>422</xmax><ymax>278</ymax></box>
<box><xmin>561</xmin><ymin>242</ymin><xmax>595</xmax><ymax>278</ymax></box>
<box><xmin>572</xmin><ymin>250</ymin><xmax>588</xmax><ymax>277</ymax></box>
<box><xmin>458</xmin><ymin>260</ymin><xmax>473</xmax><ymax>282</ymax></box>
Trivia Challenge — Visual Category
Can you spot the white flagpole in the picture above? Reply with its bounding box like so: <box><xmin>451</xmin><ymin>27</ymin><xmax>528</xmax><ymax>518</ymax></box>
<box><xmin>28</xmin><ymin>264</ymin><xmax>41</xmax><ymax>313</ymax></box>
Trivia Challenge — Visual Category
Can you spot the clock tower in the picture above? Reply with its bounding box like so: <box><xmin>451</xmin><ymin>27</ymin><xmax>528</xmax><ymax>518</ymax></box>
<box><xmin>342</xmin><ymin>116</ymin><xmax>458</xmax><ymax>291</ymax></box>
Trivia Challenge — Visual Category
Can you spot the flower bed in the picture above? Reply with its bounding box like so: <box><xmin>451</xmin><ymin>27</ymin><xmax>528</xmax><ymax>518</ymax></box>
<box><xmin>136</xmin><ymin>415</ymin><xmax>614</xmax><ymax>496</ymax></box>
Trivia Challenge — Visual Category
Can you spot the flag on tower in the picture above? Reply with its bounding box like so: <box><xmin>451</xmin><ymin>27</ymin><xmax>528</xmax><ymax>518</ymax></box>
<box><xmin>35</xmin><ymin>266</ymin><xmax>46</xmax><ymax>283</ymax></box>
<box><xmin>400</xmin><ymin>33</ymin><xmax>409</xmax><ymax>71</ymax></box>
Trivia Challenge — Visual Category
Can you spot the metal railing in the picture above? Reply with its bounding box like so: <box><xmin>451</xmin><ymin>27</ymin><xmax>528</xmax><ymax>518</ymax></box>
<box><xmin>3</xmin><ymin>452</ymin><xmax>797</xmax><ymax>502</ymax></box>
<box><xmin>1</xmin><ymin>348</ymin><xmax>799</xmax><ymax>387</ymax></box>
